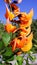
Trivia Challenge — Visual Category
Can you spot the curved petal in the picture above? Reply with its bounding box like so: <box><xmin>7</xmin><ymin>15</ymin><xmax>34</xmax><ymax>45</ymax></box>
<box><xmin>5</xmin><ymin>23</ymin><xmax>16</xmax><ymax>33</ymax></box>
<box><xmin>4</xmin><ymin>0</ymin><xmax>12</xmax><ymax>3</ymax></box>
<box><xmin>20</xmin><ymin>26</ymin><xmax>31</xmax><ymax>36</ymax></box>
<box><xmin>27</xmin><ymin>8</ymin><xmax>34</xmax><ymax>20</ymax></box>
<box><xmin>20</xmin><ymin>19</ymin><xmax>32</xmax><ymax>27</ymax></box>
<box><xmin>21</xmin><ymin>41</ymin><xmax>32</xmax><ymax>52</ymax></box>
<box><xmin>5</xmin><ymin>5</ymin><xmax>14</xmax><ymax>20</ymax></box>
<box><xmin>27</xmin><ymin>32</ymin><xmax>33</xmax><ymax>41</ymax></box>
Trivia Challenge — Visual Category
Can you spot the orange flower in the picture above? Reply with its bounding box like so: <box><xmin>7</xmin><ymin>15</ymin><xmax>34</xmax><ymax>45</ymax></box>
<box><xmin>10</xmin><ymin>32</ymin><xmax>33</xmax><ymax>51</ymax></box>
<box><xmin>5</xmin><ymin>23</ymin><xmax>16</xmax><ymax>33</ymax></box>
<box><xmin>17</xmin><ymin>52</ymin><xmax>22</xmax><ymax>55</ymax></box>
<box><xmin>20</xmin><ymin>9</ymin><xmax>33</xmax><ymax>21</ymax></box>
<box><xmin>5</xmin><ymin>5</ymin><xmax>14</xmax><ymax>21</ymax></box>
<box><xmin>18</xmin><ymin>9</ymin><xmax>33</xmax><ymax>27</ymax></box>
<box><xmin>19</xmin><ymin>19</ymin><xmax>32</xmax><ymax>27</ymax></box>
<box><xmin>20</xmin><ymin>31</ymin><xmax>27</xmax><ymax>37</ymax></box>
<box><xmin>16</xmin><ymin>37</ymin><xmax>27</xmax><ymax>48</ymax></box>
<box><xmin>13</xmin><ymin>27</ymin><xmax>27</xmax><ymax>33</ymax></box>
<box><xmin>27</xmin><ymin>32</ymin><xmax>33</xmax><ymax>41</ymax></box>
<box><xmin>21</xmin><ymin>32</ymin><xmax>33</xmax><ymax>52</ymax></box>
<box><xmin>10</xmin><ymin>3</ymin><xmax>20</xmax><ymax>16</ymax></box>
<box><xmin>4</xmin><ymin>0</ymin><xmax>11</xmax><ymax>4</ymax></box>
<box><xmin>20</xmin><ymin>26</ymin><xmax>31</xmax><ymax>36</ymax></box>
<box><xmin>27</xmin><ymin>8</ymin><xmax>34</xmax><ymax>20</ymax></box>
<box><xmin>10</xmin><ymin>37</ymin><xmax>28</xmax><ymax>51</ymax></box>
<box><xmin>21</xmin><ymin>41</ymin><xmax>32</xmax><ymax>52</ymax></box>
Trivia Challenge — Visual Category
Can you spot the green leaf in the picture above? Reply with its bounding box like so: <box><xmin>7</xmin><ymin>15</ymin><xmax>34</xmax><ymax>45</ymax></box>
<box><xmin>15</xmin><ymin>62</ymin><xmax>18</xmax><ymax>65</ymax></box>
<box><xmin>2</xmin><ymin>32</ymin><xmax>11</xmax><ymax>46</ymax></box>
<box><xmin>3</xmin><ymin>47</ymin><xmax>13</xmax><ymax>57</ymax></box>
<box><xmin>0</xmin><ymin>40</ymin><xmax>5</xmax><ymax>51</ymax></box>
<box><xmin>16</xmin><ymin>56</ymin><xmax>23</xmax><ymax>65</ymax></box>
<box><xmin>26</xmin><ymin>57</ymin><xmax>29</xmax><ymax>65</ymax></box>
<box><xmin>28</xmin><ymin>55</ymin><xmax>36</xmax><ymax>62</ymax></box>
<box><xmin>2</xmin><ymin>47</ymin><xmax>14</xmax><ymax>61</ymax></box>
<box><xmin>29</xmin><ymin>64</ymin><xmax>33</xmax><ymax>65</ymax></box>
<box><xmin>6</xmin><ymin>55</ymin><xmax>14</xmax><ymax>61</ymax></box>
<box><xmin>0</xmin><ymin>63</ymin><xmax>4</xmax><ymax>65</ymax></box>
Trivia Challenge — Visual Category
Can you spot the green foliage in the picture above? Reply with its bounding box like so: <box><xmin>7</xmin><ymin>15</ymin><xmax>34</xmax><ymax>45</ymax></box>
<box><xmin>0</xmin><ymin>23</ymin><xmax>4</xmax><ymax>39</ymax></box>
<box><xmin>31</xmin><ymin>19</ymin><xmax>37</xmax><ymax>53</ymax></box>
<box><xmin>2</xmin><ymin>47</ymin><xmax>14</xmax><ymax>61</ymax></box>
<box><xmin>15</xmin><ymin>62</ymin><xmax>18</xmax><ymax>65</ymax></box>
<box><xmin>28</xmin><ymin>54</ymin><xmax>36</xmax><ymax>62</ymax></box>
<box><xmin>2</xmin><ymin>47</ymin><xmax>13</xmax><ymax>56</ymax></box>
<box><xmin>26</xmin><ymin>57</ymin><xmax>29</xmax><ymax>65</ymax></box>
<box><xmin>0</xmin><ymin>63</ymin><xmax>4</xmax><ymax>65</ymax></box>
<box><xmin>16</xmin><ymin>56</ymin><xmax>23</xmax><ymax>65</ymax></box>
<box><xmin>2</xmin><ymin>32</ymin><xmax>12</xmax><ymax>46</ymax></box>
<box><xmin>0</xmin><ymin>40</ymin><xmax>5</xmax><ymax>51</ymax></box>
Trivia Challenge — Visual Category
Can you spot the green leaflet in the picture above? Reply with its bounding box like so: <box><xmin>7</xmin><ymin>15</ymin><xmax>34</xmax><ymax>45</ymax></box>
<box><xmin>3</xmin><ymin>47</ymin><xmax>13</xmax><ymax>56</ymax></box>
<box><xmin>28</xmin><ymin>54</ymin><xmax>36</xmax><ymax>62</ymax></box>
<box><xmin>16</xmin><ymin>56</ymin><xmax>23</xmax><ymax>65</ymax></box>
<box><xmin>2</xmin><ymin>47</ymin><xmax>14</xmax><ymax>61</ymax></box>
<box><xmin>0</xmin><ymin>63</ymin><xmax>4</xmax><ymax>65</ymax></box>
<box><xmin>2</xmin><ymin>32</ymin><xmax>11</xmax><ymax>46</ymax></box>
<box><xmin>0</xmin><ymin>40</ymin><xmax>5</xmax><ymax>51</ymax></box>
<box><xmin>15</xmin><ymin>62</ymin><xmax>18</xmax><ymax>65</ymax></box>
<box><xmin>31</xmin><ymin>20</ymin><xmax>37</xmax><ymax>53</ymax></box>
<box><xmin>26</xmin><ymin>57</ymin><xmax>29</xmax><ymax>65</ymax></box>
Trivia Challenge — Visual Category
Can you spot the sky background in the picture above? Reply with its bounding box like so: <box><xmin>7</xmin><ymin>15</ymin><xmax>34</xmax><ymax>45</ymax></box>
<box><xmin>0</xmin><ymin>0</ymin><xmax>37</xmax><ymax>23</ymax></box>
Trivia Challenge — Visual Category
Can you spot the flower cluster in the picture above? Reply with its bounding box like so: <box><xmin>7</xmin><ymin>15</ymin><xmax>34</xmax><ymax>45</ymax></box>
<box><xmin>4</xmin><ymin>0</ymin><xmax>33</xmax><ymax>54</ymax></box>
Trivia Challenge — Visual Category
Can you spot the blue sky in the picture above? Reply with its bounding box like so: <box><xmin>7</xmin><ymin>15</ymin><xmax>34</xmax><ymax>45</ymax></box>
<box><xmin>0</xmin><ymin>0</ymin><xmax>37</xmax><ymax>23</ymax></box>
